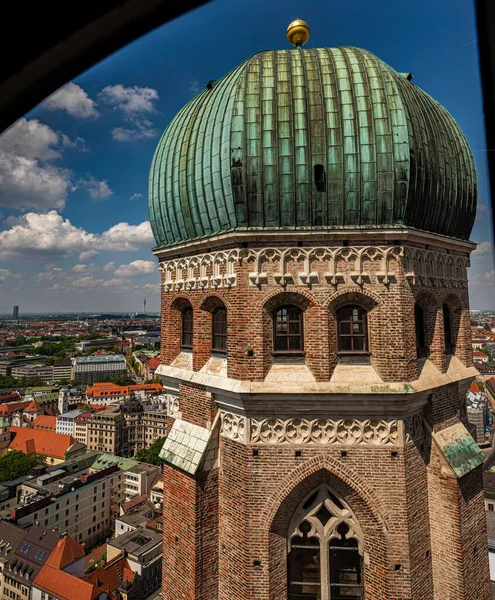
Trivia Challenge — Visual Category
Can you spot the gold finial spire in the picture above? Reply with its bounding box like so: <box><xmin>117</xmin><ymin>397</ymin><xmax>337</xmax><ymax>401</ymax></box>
<box><xmin>286</xmin><ymin>19</ymin><xmax>311</xmax><ymax>47</ymax></box>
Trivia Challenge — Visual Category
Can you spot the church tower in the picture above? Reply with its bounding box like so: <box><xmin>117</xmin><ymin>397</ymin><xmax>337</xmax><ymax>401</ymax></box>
<box><xmin>149</xmin><ymin>21</ymin><xmax>490</xmax><ymax>600</ymax></box>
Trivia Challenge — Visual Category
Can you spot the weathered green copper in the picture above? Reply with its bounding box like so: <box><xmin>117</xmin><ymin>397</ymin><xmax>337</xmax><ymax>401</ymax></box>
<box><xmin>148</xmin><ymin>47</ymin><xmax>477</xmax><ymax>248</ymax></box>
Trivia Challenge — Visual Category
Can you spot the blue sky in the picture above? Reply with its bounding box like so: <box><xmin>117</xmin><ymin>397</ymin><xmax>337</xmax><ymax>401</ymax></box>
<box><xmin>0</xmin><ymin>0</ymin><xmax>493</xmax><ymax>312</ymax></box>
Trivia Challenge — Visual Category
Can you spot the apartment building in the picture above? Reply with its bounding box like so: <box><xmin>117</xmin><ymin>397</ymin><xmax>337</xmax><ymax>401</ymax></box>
<box><xmin>86</xmin><ymin>382</ymin><xmax>165</xmax><ymax>406</ymax></box>
<box><xmin>107</xmin><ymin>527</ymin><xmax>162</xmax><ymax>598</ymax></box>
<box><xmin>52</xmin><ymin>360</ymin><xmax>72</xmax><ymax>382</ymax></box>
<box><xmin>1</xmin><ymin>525</ymin><xmax>60</xmax><ymax>600</ymax></box>
<box><xmin>56</xmin><ymin>410</ymin><xmax>84</xmax><ymax>437</ymax></box>
<box><xmin>11</xmin><ymin>364</ymin><xmax>55</xmax><ymax>385</ymax></box>
<box><xmin>2</xmin><ymin>453</ymin><xmax>154</xmax><ymax>549</ymax></box>
<box><xmin>73</xmin><ymin>412</ymin><xmax>92</xmax><ymax>446</ymax></box>
<box><xmin>72</xmin><ymin>355</ymin><xmax>126</xmax><ymax>385</ymax></box>
<box><xmin>84</xmin><ymin>399</ymin><xmax>167</xmax><ymax>458</ymax></box>
<box><xmin>87</xmin><ymin>410</ymin><xmax>125</xmax><ymax>455</ymax></box>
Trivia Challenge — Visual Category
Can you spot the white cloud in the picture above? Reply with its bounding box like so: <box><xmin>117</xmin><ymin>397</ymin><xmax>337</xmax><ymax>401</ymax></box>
<box><xmin>0</xmin><ymin>269</ymin><xmax>20</xmax><ymax>281</ymax></box>
<box><xmin>114</xmin><ymin>260</ymin><xmax>156</xmax><ymax>277</ymax></box>
<box><xmin>99</xmin><ymin>221</ymin><xmax>155</xmax><ymax>251</ymax></box>
<box><xmin>0</xmin><ymin>210</ymin><xmax>155</xmax><ymax>260</ymax></box>
<box><xmin>0</xmin><ymin>118</ymin><xmax>61</xmax><ymax>160</ymax></box>
<box><xmin>103</xmin><ymin>262</ymin><xmax>115</xmax><ymax>272</ymax></box>
<box><xmin>135</xmin><ymin>282</ymin><xmax>161</xmax><ymax>293</ymax></box>
<box><xmin>111</xmin><ymin>120</ymin><xmax>159</xmax><ymax>142</ymax></box>
<box><xmin>98</xmin><ymin>85</ymin><xmax>158</xmax><ymax>116</ymax></box>
<box><xmin>98</xmin><ymin>84</ymin><xmax>160</xmax><ymax>142</ymax></box>
<box><xmin>72</xmin><ymin>263</ymin><xmax>95</xmax><ymax>273</ymax></box>
<box><xmin>79</xmin><ymin>250</ymin><xmax>98</xmax><ymax>262</ymax></box>
<box><xmin>473</xmin><ymin>241</ymin><xmax>493</xmax><ymax>256</ymax></box>
<box><xmin>0</xmin><ymin>153</ymin><xmax>71</xmax><ymax>210</ymax></box>
<box><xmin>190</xmin><ymin>79</ymin><xmax>200</xmax><ymax>93</ymax></box>
<box><xmin>129</xmin><ymin>192</ymin><xmax>143</xmax><ymax>201</ymax></box>
<box><xmin>0</xmin><ymin>118</ymin><xmax>94</xmax><ymax>211</ymax></box>
<box><xmin>475</xmin><ymin>203</ymin><xmax>489</xmax><ymax>222</ymax></box>
<box><xmin>78</xmin><ymin>175</ymin><xmax>113</xmax><ymax>200</ymax></box>
<box><xmin>43</xmin><ymin>83</ymin><xmax>98</xmax><ymax>118</ymax></box>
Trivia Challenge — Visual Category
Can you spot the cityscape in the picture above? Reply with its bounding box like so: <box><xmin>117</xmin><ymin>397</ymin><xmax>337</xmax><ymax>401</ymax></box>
<box><xmin>1</xmin><ymin>1</ymin><xmax>495</xmax><ymax>600</ymax></box>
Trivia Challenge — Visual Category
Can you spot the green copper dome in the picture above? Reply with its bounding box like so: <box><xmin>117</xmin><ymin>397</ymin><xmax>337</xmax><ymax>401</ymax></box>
<box><xmin>148</xmin><ymin>47</ymin><xmax>477</xmax><ymax>249</ymax></box>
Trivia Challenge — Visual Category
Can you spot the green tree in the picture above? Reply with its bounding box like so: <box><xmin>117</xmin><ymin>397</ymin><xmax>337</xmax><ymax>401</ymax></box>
<box><xmin>480</xmin><ymin>348</ymin><xmax>494</xmax><ymax>362</ymax></box>
<box><xmin>110</xmin><ymin>376</ymin><xmax>134</xmax><ymax>386</ymax></box>
<box><xmin>135</xmin><ymin>437</ymin><xmax>166</xmax><ymax>465</ymax></box>
<box><xmin>0</xmin><ymin>451</ymin><xmax>45</xmax><ymax>484</ymax></box>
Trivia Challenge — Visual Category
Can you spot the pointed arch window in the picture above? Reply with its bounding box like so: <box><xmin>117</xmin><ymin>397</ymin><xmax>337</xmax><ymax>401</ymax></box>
<box><xmin>181</xmin><ymin>308</ymin><xmax>193</xmax><ymax>349</ymax></box>
<box><xmin>288</xmin><ymin>486</ymin><xmax>364</xmax><ymax>600</ymax></box>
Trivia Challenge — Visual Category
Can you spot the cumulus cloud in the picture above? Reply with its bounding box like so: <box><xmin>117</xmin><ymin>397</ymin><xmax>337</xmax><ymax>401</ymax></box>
<box><xmin>189</xmin><ymin>79</ymin><xmax>200</xmax><ymax>94</ymax></box>
<box><xmin>103</xmin><ymin>262</ymin><xmax>115</xmax><ymax>272</ymax></box>
<box><xmin>129</xmin><ymin>192</ymin><xmax>143</xmax><ymax>201</ymax></box>
<box><xmin>72</xmin><ymin>263</ymin><xmax>95</xmax><ymax>273</ymax></box>
<box><xmin>0</xmin><ymin>269</ymin><xmax>20</xmax><ymax>281</ymax></box>
<box><xmin>0</xmin><ymin>153</ymin><xmax>72</xmax><ymax>210</ymax></box>
<box><xmin>43</xmin><ymin>82</ymin><xmax>98</xmax><ymax>118</ymax></box>
<box><xmin>78</xmin><ymin>175</ymin><xmax>113</xmax><ymax>200</ymax></box>
<box><xmin>114</xmin><ymin>260</ymin><xmax>156</xmax><ymax>277</ymax></box>
<box><xmin>98</xmin><ymin>85</ymin><xmax>158</xmax><ymax>115</ymax></box>
<box><xmin>0</xmin><ymin>118</ymin><xmax>97</xmax><ymax>211</ymax></box>
<box><xmin>473</xmin><ymin>241</ymin><xmax>493</xmax><ymax>256</ymax></box>
<box><xmin>0</xmin><ymin>210</ymin><xmax>155</xmax><ymax>260</ymax></box>
<box><xmin>98</xmin><ymin>84</ymin><xmax>160</xmax><ymax>142</ymax></box>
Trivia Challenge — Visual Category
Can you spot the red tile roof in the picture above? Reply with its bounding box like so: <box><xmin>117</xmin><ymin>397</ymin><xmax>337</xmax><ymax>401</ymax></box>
<box><xmin>145</xmin><ymin>357</ymin><xmax>160</xmax><ymax>370</ymax></box>
<box><xmin>0</xmin><ymin>401</ymin><xmax>30</xmax><ymax>416</ymax></box>
<box><xmin>45</xmin><ymin>536</ymin><xmax>85</xmax><ymax>570</ymax></box>
<box><xmin>24</xmin><ymin>400</ymin><xmax>43</xmax><ymax>413</ymax></box>
<box><xmin>470</xmin><ymin>382</ymin><xmax>481</xmax><ymax>394</ymax></box>
<box><xmin>0</xmin><ymin>392</ymin><xmax>21</xmax><ymax>403</ymax></box>
<box><xmin>34</xmin><ymin>565</ymin><xmax>99</xmax><ymax>600</ymax></box>
<box><xmin>83</xmin><ymin>554</ymin><xmax>131</xmax><ymax>597</ymax></box>
<box><xmin>121</xmin><ymin>493</ymin><xmax>148</xmax><ymax>513</ymax></box>
<box><xmin>33</xmin><ymin>415</ymin><xmax>57</xmax><ymax>430</ymax></box>
<box><xmin>9</xmin><ymin>427</ymin><xmax>75</xmax><ymax>459</ymax></box>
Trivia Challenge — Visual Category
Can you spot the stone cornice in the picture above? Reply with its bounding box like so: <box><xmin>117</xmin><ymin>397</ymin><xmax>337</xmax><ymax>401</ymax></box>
<box><xmin>156</xmin><ymin>362</ymin><xmax>476</xmax><ymax>418</ymax></box>
<box><xmin>153</xmin><ymin>227</ymin><xmax>475</xmax><ymax>260</ymax></box>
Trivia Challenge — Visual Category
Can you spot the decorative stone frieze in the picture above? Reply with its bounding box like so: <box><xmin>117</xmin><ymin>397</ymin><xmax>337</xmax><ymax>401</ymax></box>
<box><xmin>158</xmin><ymin>245</ymin><xmax>468</xmax><ymax>292</ymax></box>
<box><xmin>165</xmin><ymin>394</ymin><xmax>181</xmax><ymax>419</ymax></box>
<box><xmin>220</xmin><ymin>412</ymin><xmax>247</xmax><ymax>443</ymax></box>
<box><xmin>219</xmin><ymin>414</ymin><xmax>400</xmax><ymax>446</ymax></box>
<box><xmin>404</xmin><ymin>414</ymin><xmax>425</xmax><ymax>443</ymax></box>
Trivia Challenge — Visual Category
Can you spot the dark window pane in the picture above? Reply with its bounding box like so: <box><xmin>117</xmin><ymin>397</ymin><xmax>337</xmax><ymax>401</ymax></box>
<box><xmin>340</xmin><ymin>336</ymin><xmax>352</xmax><ymax>351</ymax></box>
<box><xmin>340</xmin><ymin>322</ymin><xmax>351</xmax><ymax>335</ymax></box>
<box><xmin>288</xmin><ymin>525</ymin><xmax>321</xmax><ymax>600</ymax></box>
<box><xmin>274</xmin><ymin>305</ymin><xmax>303</xmax><ymax>353</ymax></box>
<box><xmin>353</xmin><ymin>337</ymin><xmax>365</xmax><ymax>352</ymax></box>
<box><xmin>415</xmin><ymin>304</ymin><xmax>426</xmax><ymax>358</ymax></box>
<box><xmin>289</xmin><ymin>336</ymin><xmax>302</xmax><ymax>351</ymax></box>
<box><xmin>212</xmin><ymin>308</ymin><xmax>227</xmax><ymax>352</ymax></box>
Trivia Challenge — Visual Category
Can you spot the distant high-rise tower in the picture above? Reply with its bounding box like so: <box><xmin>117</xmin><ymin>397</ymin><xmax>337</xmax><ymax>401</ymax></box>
<box><xmin>13</xmin><ymin>306</ymin><xmax>19</xmax><ymax>319</ymax></box>
<box><xmin>143</xmin><ymin>297</ymin><xmax>147</xmax><ymax>315</ymax></box>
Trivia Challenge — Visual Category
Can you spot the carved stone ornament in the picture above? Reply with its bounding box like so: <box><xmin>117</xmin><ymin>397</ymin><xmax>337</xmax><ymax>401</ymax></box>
<box><xmin>404</xmin><ymin>414</ymin><xmax>425</xmax><ymax>443</ymax></box>
<box><xmin>220</xmin><ymin>412</ymin><xmax>247</xmax><ymax>443</ymax></box>
<box><xmin>165</xmin><ymin>395</ymin><xmax>181</xmax><ymax>419</ymax></box>
<box><xmin>242</xmin><ymin>417</ymin><xmax>400</xmax><ymax>446</ymax></box>
<box><xmin>158</xmin><ymin>245</ymin><xmax>468</xmax><ymax>292</ymax></box>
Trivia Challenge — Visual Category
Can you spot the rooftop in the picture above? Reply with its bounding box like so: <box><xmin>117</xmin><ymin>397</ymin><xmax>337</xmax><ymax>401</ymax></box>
<box><xmin>74</xmin><ymin>355</ymin><xmax>126</xmax><ymax>364</ymax></box>
<box><xmin>108</xmin><ymin>526</ymin><xmax>161</xmax><ymax>556</ymax></box>
<box><xmin>45</xmin><ymin>536</ymin><xmax>85</xmax><ymax>570</ymax></box>
<box><xmin>9</xmin><ymin>427</ymin><xmax>76</xmax><ymax>460</ymax></box>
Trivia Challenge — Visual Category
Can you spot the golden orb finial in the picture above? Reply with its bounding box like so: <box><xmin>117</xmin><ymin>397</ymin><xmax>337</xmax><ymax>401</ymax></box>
<box><xmin>286</xmin><ymin>19</ymin><xmax>311</xmax><ymax>47</ymax></box>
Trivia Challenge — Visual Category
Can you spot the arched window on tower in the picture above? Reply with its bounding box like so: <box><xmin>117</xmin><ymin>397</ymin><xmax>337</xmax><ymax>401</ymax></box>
<box><xmin>288</xmin><ymin>486</ymin><xmax>364</xmax><ymax>600</ymax></box>
<box><xmin>181</xmin><ymin>308</ymin><xmax>193</xmax><ymax>349</ymax></box>
<box><xmin>212</xmin><ymin>307</ymin><xmax>227</xmax><ymax>353</ymax></box>
<box><xmin>415</xmin><ymin>304</ymin><xmax>427</xmax><ymax>359</ymax></box>
<box><xmin>336</xmin><ymin>305</ymin><xmax>368</xmax><ymax>362</ymax></box>
<box><xmin>273</xmin><ymin>305</ymin><xmax>304</xmax><ymax>353</ymax></box>
<box><xmin>443</xmin><ymin>304</ymin><xmax>453</xmax><ymax>355</ymax></box>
